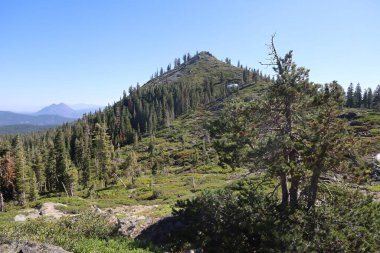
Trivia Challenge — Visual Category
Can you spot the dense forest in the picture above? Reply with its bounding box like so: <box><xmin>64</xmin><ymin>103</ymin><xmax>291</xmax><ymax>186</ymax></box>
<box><xmin>0</xmin><ymin>45</ymin><xmax>379</xmax><ymax>252</ymax></box>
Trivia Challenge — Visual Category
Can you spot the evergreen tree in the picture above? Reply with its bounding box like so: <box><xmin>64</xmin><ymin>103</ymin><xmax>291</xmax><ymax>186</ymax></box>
<box><xmin>123</xmin><ymin>151</ymin><xmax>139</xmax><ymax>186</ymax></box>
<box><xmin>32</xmin><ymin>151</ymin><xmax>45</xmax><ymax>192</ymax></box>
<box><xmin>45</xmin><ymin>142</ymin><xmax>56</xmax><ymax>192</ymax></box>
<box><xmin>13</xmin><ymin>136</ymin><xmax>28</xmax><ymax>205</ymax></box>
<box><xmin>362</xmin><ymin>89</ymin><xmax>368</xmax><ymax>108</ymax></box>
<box><xmin>66</xmin><ymin>163</ymin><xmax>79</xmax><ymax>197</ymax></box>
<box><xmin>210</xmin><ymin>37</ymin><xmax>350</xmax><ymax>210</ymax></box>
<box><xmin>372</xmin><ymin>85</ymin><xmax>380</xmax><ymax>110</ymax></box>
<box><xmin>353</xmin><ymin>83</ymin><xmax>362</xmax><ymax>108</ymax></box>
<box><xmin>346</xmin><ymin>83</ymin><xmax>354</xmax><ymax>107</ymax></box>
<box><xmin>367</xmin><ymin>88</ymin><xmax>373</xmax><ymax>108</ymax></box>
<box><xmin>0</xmin><ymin>151</ymin><xmax>16</xmax><ymax>201</ymax></box>
<box><xmin>28</xmin><ymin>170</ymin><xmax>38</xmax><ymax>201</ymax></box>
<box><xmin>93</xmin><ymin>123</ymin><xmax>113</xmax><ymax>187</ymax></box>
<box><xmin>54</xmin><ymin>130</ymin><xmax>70</xmax><ymax>193</ymax></box>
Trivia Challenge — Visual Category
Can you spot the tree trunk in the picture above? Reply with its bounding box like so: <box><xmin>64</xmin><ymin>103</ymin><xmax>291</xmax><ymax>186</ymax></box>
<box><xmin>61</xmin><ymin>181</ymin><xmax>69</xmax><ymax>197</ymax></box>
<box><xmin>20</xmin><ymin>191</ymin><xmax>26</xmax><ymax>206</ymax></box>
<box><xmin>307</xmin><ymin>169</ymin><xmax>321</xmax><ymax>210</ymax></box>
<box><xmin>307</xmin><ymin>145</ymin><xmax>328</xmax><ymax>210</ymax></box>
<box><xmin>69</xmin><ymin>183</ymin><xmax>74</xmax><ymax>197</ymax></box>
<box><xmin>289</xmin><ymin>176</ymin><xmax>300</xmax><ymax>208</ymax></box>
<box><xmin>0</xmin><ymin>192</ymin><xmax>4</xmax><ymax>212</ymax></box>
<box><xmin>280</xmin><ymin>173</ymin><xmax>289</xmax><ymax>208</ymax></box>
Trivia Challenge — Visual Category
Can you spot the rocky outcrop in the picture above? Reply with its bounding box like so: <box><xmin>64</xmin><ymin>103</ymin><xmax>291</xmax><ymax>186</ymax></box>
<box><xmin>0</xmin><ymin>238</ymin><xmax>71</xmax><ymax>253</ymax></box>
<box><xmin>98</xmin><ymin>205</ymin><xmax>161</xmax><ymax>238</ymax></box>
<box><xmin>14</xmin><ymin>202</ymin><xmax>72</xmax><ymax>222</ymax></box>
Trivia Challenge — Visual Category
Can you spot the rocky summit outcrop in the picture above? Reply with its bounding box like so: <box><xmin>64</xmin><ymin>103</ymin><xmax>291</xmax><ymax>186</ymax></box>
<box><xmin>0</xmin><ymin>238</ymin><xmax>71</xmax><ymax>253</ymax></box>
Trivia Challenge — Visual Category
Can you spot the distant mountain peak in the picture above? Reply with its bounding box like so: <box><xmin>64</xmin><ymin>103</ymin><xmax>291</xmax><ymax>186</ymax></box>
<box><xmin>35</xmin><ymin>103</ymin><xmax>78</xmax><ymax>118</ymax></box>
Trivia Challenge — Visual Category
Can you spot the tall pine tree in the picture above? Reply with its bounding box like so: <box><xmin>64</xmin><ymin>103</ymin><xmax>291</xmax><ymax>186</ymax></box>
<box><xmin>353</xmin><ymin>83</ymin><xmax>362</xmax><ymax>108</ymax></box>
<box><xmin>346</xmin><ymin>83</ymin><xmax>354</xmax><ymax>107</ymax></box>
<box><xmin>93</xmin><ymin>123</ymin><xmax>113</xmax><ymax>187</ymax></box>
<box><xmin>13</xmin><ymin>136</ymin><xmax>28</xmax><ymax>206</ymax></box>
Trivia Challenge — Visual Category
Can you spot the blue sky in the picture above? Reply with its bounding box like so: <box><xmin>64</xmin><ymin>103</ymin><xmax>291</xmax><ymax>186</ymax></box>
<box><xmin>0</xmin><ymin>0</ymin><xmax>379</xmax><ymax>112</ymax></box>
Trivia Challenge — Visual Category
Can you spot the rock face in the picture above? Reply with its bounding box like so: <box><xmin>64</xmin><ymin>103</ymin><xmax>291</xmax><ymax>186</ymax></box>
<box><xmin>0</xmin><ymin>239</ymin><xmax>71</xmax><ymax>253</ymax></box>
<box><xmin>101</xmin><ymin>205</ymin><xmax>160</xmax><ymax>238</ymax></box>
<box><xmin>102</xmin><ymin>205</ymin><xmax>184</xmax><ymax>246</ymax></box>
<box><xmin>39</xmin><ymin>202</ymin><xmax>68</xmax><ymax>219</ymax></box>
<box><xmin>118</xmin><ymin>215</ymin><xmax>151</xmax><ymax>237</ymax></box>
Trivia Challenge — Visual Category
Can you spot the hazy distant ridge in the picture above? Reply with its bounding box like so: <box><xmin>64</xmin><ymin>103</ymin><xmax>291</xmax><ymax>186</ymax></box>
<box><xmin>35</xmin><ymin>103</ymin><xmax>104</xmax><ymax>118</ymax></box>
<box><xmin>0</xmin><ymin>111</ymin><xmax>75</xmax><ymax>126</ymax></box>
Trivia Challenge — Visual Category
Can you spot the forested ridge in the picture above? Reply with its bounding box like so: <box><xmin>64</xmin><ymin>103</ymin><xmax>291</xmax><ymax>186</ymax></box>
<box><xmin>0</xmin><ymin>47</ymin><xmax>379</xmax><ymax>253</ymax></box>
<box><xmin>0</xmin><ymin>51</ymin><xmax>270</xmax><ymax>204</ymax></box>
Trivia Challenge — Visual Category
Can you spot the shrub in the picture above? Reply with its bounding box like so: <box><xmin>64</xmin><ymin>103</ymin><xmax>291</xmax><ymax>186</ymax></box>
<box><xmin>170</xmin><ymin>179</ymin><xmax>380</xmax><ymax>253</ymax></box>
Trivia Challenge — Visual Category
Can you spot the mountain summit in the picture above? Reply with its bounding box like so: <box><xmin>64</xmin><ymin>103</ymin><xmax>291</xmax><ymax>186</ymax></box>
<box><xmin>35</xmin><ymin>103</ymin><xmax>78</xmax><ymax>118</ymax></box>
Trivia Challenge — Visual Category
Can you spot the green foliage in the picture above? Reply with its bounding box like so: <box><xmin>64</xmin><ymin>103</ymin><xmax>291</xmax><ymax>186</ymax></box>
<box><xmin>28</xmin><ymin>170</ymin><xmax>38</xmax><ymax>201</ymax></box>
<box><xmin>209</xmin><ymin>38</ymin><xmax>352</xmax><ymax>210</ymax></box>
<box><xmin>171</xmin><ymin>179</ymin><xmax>380</xmax><ymax>252</ymax></box>
<box><xmin>54</xmin><ymin>130</ymin><xmax>70</xmax><ymax>193</ymax></box>
<box><xmin>13</xmin><ymin>135</ymin><xmax>28</xmax><ymax>205</ymax></box>
<box><xmin>368</xmin><ymin>184</ymin><xmax>380</xmax><ymax>192</ymax></box>
<box><xmin>195</xmin><ymin>163</ymin><xmax>232</xmax><ymax>174</ymax></box>
<box><xmin>2</xmin><ymin>211</ymin><xmax>161</xmax><ymax>253</ymax></box>
<box><xmin>93</xmin><ymin>123</ymin><xmax>114</xmax><ymax>187</ymax></box>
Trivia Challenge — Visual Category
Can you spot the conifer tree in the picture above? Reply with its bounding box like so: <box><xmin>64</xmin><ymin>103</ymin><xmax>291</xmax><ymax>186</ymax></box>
<box><xmin>353</xmin><ymin>83</ymin><xmax>362</xmax><ymax>107</ymax></box>
<box><xmin>13</xmin><ymin>136</ymin><xmax>28</xmax><ymax>205</ymax></box>
<box><xmin>123</xmin><ymin>151</ymin><xmax>139</xmax><ymax>186</ymax></box>
<box><xmin>28</xmin><ymin>169</ymin><xmax>38</xmax><ymax>201</ymax></box>
<box><xmin>362</xmin><ymin>89</ymin><xmax>368</xmax><ymax>108</ymax></box>
<box><xmin>45</xmin><ymin>142</ymin><xmax>56</xmax><ymax>192</ymax></box>
<box><xmin>372</xmin><ymin>85</ymin><xmax>380</xmax><ymax>110</ymax></box>
<box><xmin>32</xmin><ymin>152</ymin><xmax>45</xmax><ymax>192</ymax></box>
<box><xmin>346</xmin><ymin>83</ymin><xmax>354</xmax><ymax>107</ymax></box>
<box><xmin>66</xmin><ymin>163</ymin><xmax>78</xmax><ymax>197</ymax></box>
<box><xmin>211</xmin><ymin>36</ymin><xmax>350</xmax><ymax>210</ymax></box>
<box><xmin>367</xmin><ymin>88</ymin><xmax>373</xmax><ymax>108</ymax></box>
<box><xmin>93</xmin><ymin>123</ymin><xmax>113</xmax><ymax>187</ymax></box>
<box><xmin>54</xmin><ymin>130</ymin><xmax>70</xmax><ymax>193</ymax></box>
<box><xmin>0</xmin><ymin>151</ymin><xmax>16</xmax><ymax>201</ymax></box>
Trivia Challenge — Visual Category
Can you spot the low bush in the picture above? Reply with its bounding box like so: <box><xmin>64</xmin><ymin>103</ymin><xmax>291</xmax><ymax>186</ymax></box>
<box><xmin>170</xmin><ymin>178</ymin><xmax>380</xmax><ymax>253</ymax></box>
<box><xmin>3</xmin><ymin>211</ymin><xmax>161</xmax><ymax>253</ymax></box>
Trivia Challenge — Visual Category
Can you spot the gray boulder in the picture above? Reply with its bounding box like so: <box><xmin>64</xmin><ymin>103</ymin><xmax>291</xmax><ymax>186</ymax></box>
<box><xmin>0</xmin><ymin>238</ymin><xmax>71</xmax><ymax>253</ymax></box>
<box><xmin>14</xmin><ymin>214</ymin><xmax>27</xmax><ymax>222</ymax></box>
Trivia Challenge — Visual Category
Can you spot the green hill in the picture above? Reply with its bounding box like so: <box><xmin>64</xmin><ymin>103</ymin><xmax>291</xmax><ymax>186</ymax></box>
<box><xmin>0</xmin><ymin>51</ymin><xmax>379</xmax><ymax>253</ymax></box>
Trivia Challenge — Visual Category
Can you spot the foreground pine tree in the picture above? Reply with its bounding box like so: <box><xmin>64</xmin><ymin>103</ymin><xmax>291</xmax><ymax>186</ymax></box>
<box><xmin>211</xmin><ymin>35</ymin><xmax>350</xmax><ymax>209</ymax></box>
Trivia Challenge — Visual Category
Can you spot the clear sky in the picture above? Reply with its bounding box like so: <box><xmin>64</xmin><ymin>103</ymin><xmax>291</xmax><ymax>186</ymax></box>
<box><xmin>0</xmin><ymin>0</ymin><xmax>379</xmax><ymax>112</ymax></box>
